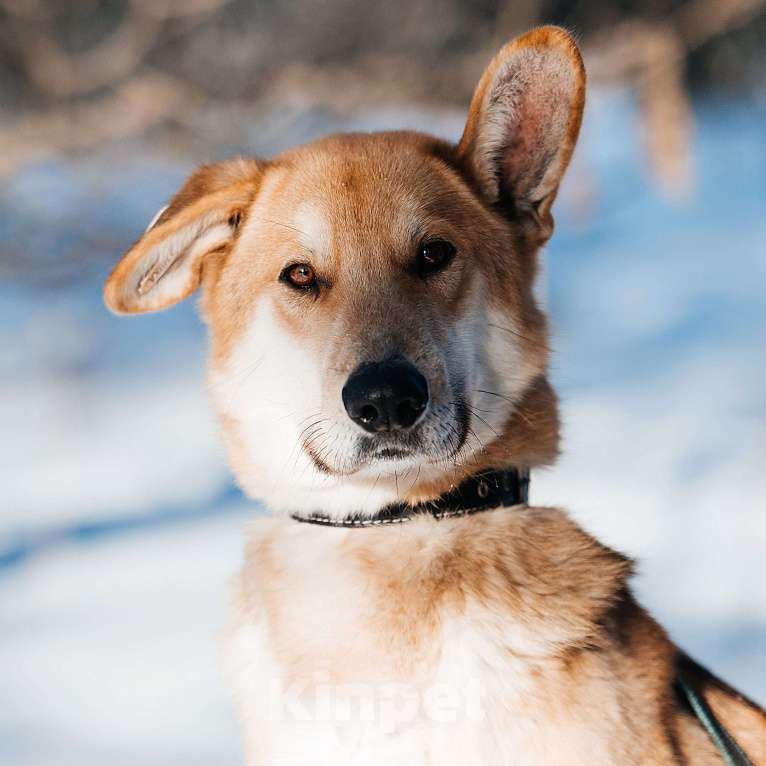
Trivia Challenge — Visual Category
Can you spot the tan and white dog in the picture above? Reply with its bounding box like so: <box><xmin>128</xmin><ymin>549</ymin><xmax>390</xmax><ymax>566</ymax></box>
<box><xmin>105</xmin><ymin>26</ymin><xmax>765</xmax><ymax>766</ymax></box>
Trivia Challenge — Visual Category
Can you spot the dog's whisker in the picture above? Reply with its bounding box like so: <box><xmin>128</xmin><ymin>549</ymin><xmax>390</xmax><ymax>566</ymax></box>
<box><xmin>474</xmin><ymin>388</ymin><xmax>514</xmax><ymax>404</ymax></box>
<box><xmin>487</xmin><ymin>322</ymin><xmax>550</xmax><ymax>350</ymax></box>
<box><xmin>406</xmin><ymin>465</ymin><xmax>422</xmax><ymax>495</ymax></box>
<box><xmin>286</xmin><ymin>414</ymin><xmax>328</xmax><ymax>475</ymax></box>
<box><xmin>467</xmin><ymin>408</ymin><xmax>501</xmax><ymax>439</ymax></box>
<box><xmin>255</xmin><ymin>217</ymin><xmax>312</xmax><ymax>240</ymax></box>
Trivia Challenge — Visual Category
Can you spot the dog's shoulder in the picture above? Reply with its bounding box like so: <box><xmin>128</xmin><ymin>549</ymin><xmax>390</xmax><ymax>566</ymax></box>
<box><xmin>429</xmin><ymin>505</ymin><xmax>636</xmax><ymax>652</ymax></box>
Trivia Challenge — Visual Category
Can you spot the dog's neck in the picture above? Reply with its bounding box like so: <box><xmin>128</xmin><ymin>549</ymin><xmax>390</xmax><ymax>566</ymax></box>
<box><xmin>291</xmin><ymin>466</ymin><xmax>530</xmax><ymax>528</ymax></box>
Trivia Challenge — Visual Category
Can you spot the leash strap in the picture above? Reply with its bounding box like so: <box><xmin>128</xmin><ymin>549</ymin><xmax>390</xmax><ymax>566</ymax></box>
<box><xmin>291</xmin><ymin>466</ymin><xmax>529</xmax><ymax>528</ymax></box>
<box><xmin>675</xmin><ymin>675</ymin><xmax>755</xmax><ymax>766</ymax></box>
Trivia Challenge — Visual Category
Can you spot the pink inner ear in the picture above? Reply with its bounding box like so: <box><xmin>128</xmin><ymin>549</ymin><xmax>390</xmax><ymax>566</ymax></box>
<box><xmin>498</xmin><ymin>60</ymin><xmax>573</xmax><ymax>205</ymax></box>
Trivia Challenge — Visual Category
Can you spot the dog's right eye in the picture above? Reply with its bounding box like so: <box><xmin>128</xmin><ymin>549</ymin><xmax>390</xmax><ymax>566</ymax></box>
<box><xmin>415</xmin><ymin>240</ymin><xmax>456</xmax><ymax>278</ymax></box>
<box><xmin>280</xmin><ymin>263</ymin><xmax>317</xmax><ymax>291</ymax></box>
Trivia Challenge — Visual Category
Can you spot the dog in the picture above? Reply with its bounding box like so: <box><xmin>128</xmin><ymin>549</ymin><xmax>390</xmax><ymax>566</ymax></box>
<box><xmin>105</xmin><ymin>26</ymin><xmax>765</xmax><ymax>765</ymax></box>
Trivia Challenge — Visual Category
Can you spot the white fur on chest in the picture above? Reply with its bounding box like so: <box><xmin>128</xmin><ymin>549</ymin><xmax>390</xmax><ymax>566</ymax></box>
<box><xmin>223</xmin><ymin>517</ymin><xmax>628</xmax><ymax>765</ymax></box>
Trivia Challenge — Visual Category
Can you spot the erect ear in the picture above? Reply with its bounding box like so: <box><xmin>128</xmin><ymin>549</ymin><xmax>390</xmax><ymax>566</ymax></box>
<box><xmin>457</xmin><ymin>26</ymin><xmax>585</xmax><ymax>226</ymax></box>
<box><xmin>104</xmin><ymin>157</ymin><xmax>263</xmax><ymax>315</ymax></box>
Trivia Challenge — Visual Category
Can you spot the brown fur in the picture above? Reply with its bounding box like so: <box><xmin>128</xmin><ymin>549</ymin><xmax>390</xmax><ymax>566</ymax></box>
<box><xmin>235</xmin><ymin>508</ymin><xmax>765</xmax><ymax>763</ymax></box>
<box><xmin>104</xmin><ymin>26</ymin><xmax>765</xmax><ymax>764</ymax></box>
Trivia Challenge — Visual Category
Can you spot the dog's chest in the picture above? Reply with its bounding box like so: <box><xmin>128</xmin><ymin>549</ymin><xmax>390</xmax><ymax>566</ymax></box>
<box><xmin>224</xmin><ymin>513</ymin><xmax>629</xmax><ymax>765</ymax></box>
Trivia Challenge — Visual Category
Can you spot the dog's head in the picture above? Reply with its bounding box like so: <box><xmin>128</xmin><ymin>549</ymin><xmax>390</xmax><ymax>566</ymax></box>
<box><xmin>105</xmin><ymin>27</ymin><xmax>585</xmax><ymax>516</ymax></box>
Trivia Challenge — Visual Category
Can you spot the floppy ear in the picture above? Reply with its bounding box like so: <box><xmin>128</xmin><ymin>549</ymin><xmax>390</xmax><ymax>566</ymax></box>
<box><xmin>104</xmin><ymin>158</ymin><xmax>262</xmax><ymax>314</ymax></box>
<box><xmin>457</xmin><ymin>26</ymin><xmax>585</xmax><ymax>227</ymax></box>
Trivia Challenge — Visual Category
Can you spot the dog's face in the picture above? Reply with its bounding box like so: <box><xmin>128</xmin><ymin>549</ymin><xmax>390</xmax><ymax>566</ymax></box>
<box><xmin>105</xmin><ymin>27</ymin><xmax>585</xmax><ymax>515</ymax></box>
<box><xmin>204</xmin><ymin>137</ymin><xmax>546</xmax><ymax>496</ymax></box>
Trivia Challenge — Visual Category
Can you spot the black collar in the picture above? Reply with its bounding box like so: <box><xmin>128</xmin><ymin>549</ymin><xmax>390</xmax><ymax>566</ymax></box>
<box><xmin>291</xmin><ymin>467</ymin><xmax>530</xmax><ymax>528</ymax></box>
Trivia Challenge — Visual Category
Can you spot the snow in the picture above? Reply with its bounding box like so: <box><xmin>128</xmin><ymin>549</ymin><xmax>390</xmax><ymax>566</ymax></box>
<box><xmin>1</xmin><ymin>93</ymin><xmax>764</xmax><ymax>763</ymax></box>
<box><xmin>0</xmin><ymin>513</ymin><xmax>246</xmax><ymax>766</ymax></box>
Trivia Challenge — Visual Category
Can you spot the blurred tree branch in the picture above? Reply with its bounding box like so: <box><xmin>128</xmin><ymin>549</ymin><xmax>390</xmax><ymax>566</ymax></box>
<box><xmin>11</xmin><ymin>13</ymin><xmax>162</xmax><ymax>98</ymax></box>
<box><xmin>0</xmin><ymin>0</ymin><xmax>763</xmax><ymax>196</ymax></box>
<box><xmin>0</xmin><ymin>71</ymin><xmax>200</xmax><ymax>176</ymax></box>
<box><xmin>586</xmin><ymin>0</ymin><xmax>765</xmax><ymax>196</ymax></box>
<box><xmin>2</xmin><ymin>0</ymin><xmax>231</xmax><ymax>98</ymax></box>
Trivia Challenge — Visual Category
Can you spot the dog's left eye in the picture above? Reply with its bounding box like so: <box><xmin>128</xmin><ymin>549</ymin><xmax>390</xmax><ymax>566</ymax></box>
<box><xmin>280</xmin><ymin>263</ymin><xmax>317</xmax><ymax>291</ymax></box>
<box><xmin>416</xmin><ymin>240</ymin><xmax>456</xmax><ymax>277</ymax></box>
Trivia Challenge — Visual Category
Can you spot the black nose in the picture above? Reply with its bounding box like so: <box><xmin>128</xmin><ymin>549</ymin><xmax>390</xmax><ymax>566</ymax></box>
<box><xmin>342</xmin><ymin>357</ymin><xmax>429</xmax><ymax>433</ymax></box>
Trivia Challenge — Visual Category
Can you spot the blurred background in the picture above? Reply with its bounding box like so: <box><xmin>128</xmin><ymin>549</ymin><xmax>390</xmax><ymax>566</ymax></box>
<box><xmin>1</xmin><ymin>1</ymin><xmax>765</xmax><ymax>763</ymax></box>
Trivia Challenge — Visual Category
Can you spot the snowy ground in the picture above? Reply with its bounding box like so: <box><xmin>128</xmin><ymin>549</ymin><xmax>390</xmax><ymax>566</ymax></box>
<box><xmin>1</xmin><ymin>92</ymin><xmax>764</xmax><ymax>764</ymax></box>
